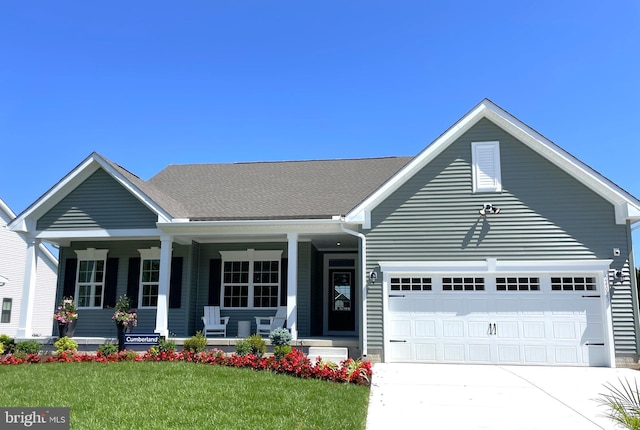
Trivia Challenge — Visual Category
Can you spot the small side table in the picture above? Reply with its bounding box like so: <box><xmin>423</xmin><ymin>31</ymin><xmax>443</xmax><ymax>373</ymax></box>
<box><xmin>237</xmin><ymin>320</ymin><xmax>251</xmax><ymax>338</ymax></box>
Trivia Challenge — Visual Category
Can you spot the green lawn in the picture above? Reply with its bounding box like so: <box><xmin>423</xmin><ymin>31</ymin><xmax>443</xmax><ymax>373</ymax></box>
<box><xmin>0</xmin><ymin>361</ymin><xmax>370</xmax><ymax>429</ymax></box>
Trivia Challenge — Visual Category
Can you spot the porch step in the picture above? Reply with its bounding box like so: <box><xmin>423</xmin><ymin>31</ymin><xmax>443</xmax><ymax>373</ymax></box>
<box><xmin>307</xmin><ymin>347</ymin><xmax>348</xmax><ymax>365</ymax></box>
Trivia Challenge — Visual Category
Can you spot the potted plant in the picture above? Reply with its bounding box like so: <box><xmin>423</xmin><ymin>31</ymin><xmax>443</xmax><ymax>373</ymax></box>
<box><xmin>112</xmin><ymin>295</ymin><xmax>137</xmax><ymax>351</ymax></box>
<box><xmin>53</xmin><ymin>296</ymin><xmax>78</xmax><ymax>338</ymax></box>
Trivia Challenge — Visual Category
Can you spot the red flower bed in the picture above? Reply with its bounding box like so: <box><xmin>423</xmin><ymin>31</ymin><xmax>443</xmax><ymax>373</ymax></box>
<box><xmin>0</xmin><ymin>348</ymin><xmax>372</xmax><ymax>386</ymax></box>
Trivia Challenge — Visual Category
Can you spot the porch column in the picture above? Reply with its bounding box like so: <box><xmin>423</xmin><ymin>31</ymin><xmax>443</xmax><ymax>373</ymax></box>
<box><xmin>17</xmin><ymin>238</ymin><xmax>39</xmax><ymax>338</ymax></box>
<box><xmin>155</xmin><ymin>235</ymin><xmax>172</xmax><ymax>337</ymax></box>
<box><xmin>287</xmin><ymin>233</ymin><xmax>298</xmax><ymax>340</ymax></box>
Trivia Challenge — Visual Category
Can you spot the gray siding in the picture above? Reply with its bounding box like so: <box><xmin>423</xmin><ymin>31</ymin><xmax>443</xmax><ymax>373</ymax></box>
<box><xmin>38</xmin><ymin>169</ymin><xmax>158</xmax><ymax>230</ymax></box>
<box><xmin>365</xmin><ymin>118</ymin><xmax>636</xmax><ymax>356</ymax></box>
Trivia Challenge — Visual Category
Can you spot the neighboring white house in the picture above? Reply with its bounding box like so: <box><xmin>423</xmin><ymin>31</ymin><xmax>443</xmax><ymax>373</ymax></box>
<box><xmin>0</xmin><ymin>198</ymin><xmax>58</xmax><ymax>338</ymax></box>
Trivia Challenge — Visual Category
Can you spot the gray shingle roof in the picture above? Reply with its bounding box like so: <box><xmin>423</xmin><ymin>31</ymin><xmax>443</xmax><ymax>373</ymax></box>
<box><xmin>147</xmin><ymin>157</ymin><xmax>413</xmax><ymax>220</ymax></box>
<box><xmin>100</xmin><ymin>154</ymin><xmax>190</xmax><ymax>219</ymax></box>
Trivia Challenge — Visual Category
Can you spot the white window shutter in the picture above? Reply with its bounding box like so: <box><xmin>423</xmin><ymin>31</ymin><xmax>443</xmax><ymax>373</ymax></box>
<box><xmin>472</xmin><ymin>141</ymin><xmax>502</xmax><ymax>192</ymax></box>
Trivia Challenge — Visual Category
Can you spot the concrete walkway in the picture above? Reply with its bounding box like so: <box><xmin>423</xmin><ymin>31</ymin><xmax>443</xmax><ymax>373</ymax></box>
<box><xmin>367</xmin><ymin>363</ymin><xmax>640</xmax><ymax>430</ymax></box>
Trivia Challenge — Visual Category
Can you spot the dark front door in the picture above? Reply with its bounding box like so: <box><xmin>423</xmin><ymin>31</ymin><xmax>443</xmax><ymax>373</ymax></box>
<box><xmin>328</xmin><ymin>268</ymin><xmax>355</xmax><ymax>331</ymax></box>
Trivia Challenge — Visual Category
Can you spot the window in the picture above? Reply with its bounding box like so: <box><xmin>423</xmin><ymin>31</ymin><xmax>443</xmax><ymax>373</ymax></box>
<box><xmin>496</xmin><ymin>277</ymin><xmax>540</xmax><ymax>291</ymax></box>
<box><xmin>390</xmin><ymin>277</ymin><xmax>432</xmax><ymax>291</ymax></box>
<box><xmin>139</xmin><ymin>248</ymin><xmax>161</xmax><ymax>308</ymax></box>
<box><xmin>75</xmin><ymin>249</ymin><xmax>109</xmax><ymax>308</ymax></box>
<box><xmin>220</xmin><ymin>250</ymin><xmax>282</xmax><ymax>309</ymax></box>
<box><xmin>1</xmin><ymin>298</ymin><xmax>11</xmax><ymax>323</ymax></box>
<box><xmin>551</xmin><ymin>277</ymin><xmax>596</xmax><ymax>291</ymax></box>
<box><xmin>472</xmin><ymin>141</ymin><xmax>502</xmax><ymax>193</ymax></box>
<box><xmin>442</xmin><ymin>277</ymin><xmax>485</xmax><ymax>291</ymax></box>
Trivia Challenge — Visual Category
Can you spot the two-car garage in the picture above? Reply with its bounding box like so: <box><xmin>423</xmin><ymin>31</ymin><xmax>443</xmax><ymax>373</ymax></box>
<box><xmin>380</xmin><ymin>260</ymin><xmax>614</xmax><ymax>367</ymax></box>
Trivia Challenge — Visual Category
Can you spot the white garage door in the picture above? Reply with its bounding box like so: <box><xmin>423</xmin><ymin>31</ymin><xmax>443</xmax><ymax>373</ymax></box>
<box><xmin>385</xmin><ymin>274</ymin><xmax>608</xmax><ymax>366</ymax></box>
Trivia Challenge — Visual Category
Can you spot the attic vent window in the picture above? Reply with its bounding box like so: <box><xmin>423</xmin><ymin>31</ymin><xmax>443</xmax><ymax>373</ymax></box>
<box><xmin>472</xmin><ymin>141</ymin><xmax>502</xmax><ymax>193</ymax></box>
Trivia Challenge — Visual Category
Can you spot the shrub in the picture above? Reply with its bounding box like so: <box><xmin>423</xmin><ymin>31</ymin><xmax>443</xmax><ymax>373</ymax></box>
<box><xmin>273</xmin><ymin>345</ymin><xmax>292</xmax><ymax>360</ymax></box>
<box><xmin>54</xmin><ymin>337</ymin><xmax>78</xmax><ymax>354</ymax></box>
<box><xmin>598</xmin><ymin>378</ymin><xmax>640</xmax><ymax>429</ymax></box>
<box><xmin>183</xmin><ymin>331</ymin><xmax>207</xmax><ymax>353</ymax></box>
<box><xmin>235</xmin><ymin>339</ymin><xmax>251</xmax><ymax>356</ymax></box>
<box><xmin>0</xmin><ymin>335</ymin><xmax>15</xmax><ymax>354</ymax></box>
<box><xmin>158</xmin><ymin>338</ymin><xmax>176</xmax><ymax>352</ymax></box>
<box><xmin>0</xmin><ymin>342</ymin><xmax>4</xmax><ymax>355</ymax></box>
<box><xmin>15</xmin><ymin>340</ymin><xmax>41</xmax><ymax>355</ymax></box>
<box><xmin>98</xmin><ymin>342</ymin><xmax>119</xmax><ymax>356</ymax></box>
<box><xmin>269</xmin><ymin>327</ymin><xmax>292</xmax><ymax>347</ymax></box>
<box><xmin>248</xmin><ymin>334</ymin><xmax>266</xmax><ymax>358</ymax></box>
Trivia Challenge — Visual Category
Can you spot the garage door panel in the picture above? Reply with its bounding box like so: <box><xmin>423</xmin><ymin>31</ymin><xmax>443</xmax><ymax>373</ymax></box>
<box><xmin>519</xmin><ymin>299</ymin><xmax>545</xmax><ymax>315</ymax></box>
<box><xmin>465</xmin><ymin>298</ymin><xmax>490</xmax><ymax>315</ymax></box>
<box><xmin>554</xmin><ymin>346</ymin><xmax>579</xmax><ymax>364</ymax></box>
<box><xmin>469</xmin><ymin>344</ymin><xmax>491</xmax><ymax>362</ymax></box>
<box><xmin>468</xmin><ymin>321</ymin><xmax>490</xmax><ymax>338</ymax></box>
<box><xmin>552</xmin><ymin>322</ymin><xmax>577</xmax><ymax>340</ymax></box>
<box><xmin>497</xmin><ymin>345</ymin><xmax>521</xmax><ymax>363</ymax></box>
<box><xmin>581</xmin><ymin>321</ymin><xmax>604</xmax><ymax>342</ymax></box>
<box><xmin>494</xmin><ymin>298</ymin><xmax>519</xmax><ymax>316</ymax></box>
<box><xmin>415</xmin><ymin>343</ymin><xmax>437</xmax><ymax>361</ymax></box>
<box><xmin>522</xmin><ymin>321</ymin><xmax>546</xmax><ymax>339</ymax></box>
<box><xmin>415</xmin><ymin>320</ymin><xmax>436</xmax><ymax>337</ymax></box>
<box><xmin>388</xmin><ymin>342</ymin><xmax>412</xmax><ymax>361</ymax></box>
<box><xmin>441</xmin><ymin>299</ymin><xmax>464</xmax><ymax>314</ymax></box>
<box><xmin>412</xmin><ymin>298</ymin><xmax>436</xmax><ymax>313</ymax></box>
<box><xmin>389</xmin><ymin>319</ymin><xmax>411</xmax><ymax>337</ymax></box>
<box><xmin>386</xmin><ymin>271</ymin><xmax>607</xmax><ymax>367</ymax></box>
<box><xmin>443</xmin><ymin>344</ymin><xmax>465</xmax><ymax>361</ymax></box>
<box><xmin>495</xmin><ymin>321</ymin><xmax>519</xmax><ymax>339</ymax></box>
<box><xmin>442</xmin><ymin>320</ymin><xmax>464</xmax><ymax>338</ymax></box>
<box><xmin>523</xmin><ymin>345</ymin><xmax>547</xmax><ymax>364</ymax></box>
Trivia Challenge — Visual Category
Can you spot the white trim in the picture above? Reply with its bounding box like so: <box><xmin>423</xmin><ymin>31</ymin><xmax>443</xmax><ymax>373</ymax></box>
<box><xmin>218</xmin><ymin>249</ymin><xmax>284</xmax><ymax>310</ymax></box>
<box><xmin>379</xmin><ymin>259</ymin><xmax>613</xmax><ymax>274</ymax></box>
<box><xmin>154</xmin><ymin>236</ymin><xmax>173</xmax><ymax>337</ymax></box>
<box><xmin>219</xmin><ymin>250</ymin><xmax>283</xmax><ymax>261</ymax></box>
<box><xmin>74</xmin><ymin>248</ymin><xmax>109</xmax><ymax>309</ymax></box>
<box><xmin>322</xmin><ymin>253</ymin><xmax>358</xmax><ymax>337</ymax></box>
<box><xmin>287</xmin><ymin>233</ymin><xmax>298</xmax><ymax>340</ymax></box>
<box><xmin>138</xmin><ymin>247</ymin><xmax>161</xmax><ymax>260</ymax></box>
<box><xmin>8</xmin><ymin>153</ymin><xmax>174</xmax><ymax>235</ymax></box>
<box><xmin>472</xmin><ymin>141</ymin><xmax>502</xmax><ymax>193</ymax></box>
<box><xmin>138</xmin><ymin>247</ymin><xmax>161</xmax><ymax>309</ymax></box>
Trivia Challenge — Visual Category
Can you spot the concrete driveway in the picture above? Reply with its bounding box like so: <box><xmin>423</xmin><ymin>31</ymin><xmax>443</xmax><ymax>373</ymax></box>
<box><xmin>367</xmin><ymin>363</ymin><xmax>640</xmax><ymax>430</ymax></box>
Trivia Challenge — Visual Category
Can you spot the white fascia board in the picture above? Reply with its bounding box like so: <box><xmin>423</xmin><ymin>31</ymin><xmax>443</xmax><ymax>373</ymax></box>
<box><xmin>158</xmin><ymin>218</ymin><xmax>346</xmax><ymax>236</ymax></box>
<box><xmin>8</xmin><ymin>157</ymin><xmax>100</xmax><ymax>232</ymax></box>
<box><xmin>379</xmin><ymin>259</ymin><xmax>613</xmax><ymax>274</ymax></box>
<box><xmin>482</xmin><ymin>103</ymin><xmax>640</xmax><ymax>215</ymax></box>
<box><xmin>346</xmin><ymin>102</ymin><xmax>488</xmax><ymax>224</ymax></box>
<box><xmin>35</xmin><ymin>228</ymin><xmax>161</xmax><ymax>240</ymax></box>
<box><xmin>616</xmin><ymin>202</ymin><xmax>640</xmax><ymax>224</ymax></box>
<box><xmin>8</xmin><ymin>154</ymin><xmax>173</xmax><ymax>234</ymax></box>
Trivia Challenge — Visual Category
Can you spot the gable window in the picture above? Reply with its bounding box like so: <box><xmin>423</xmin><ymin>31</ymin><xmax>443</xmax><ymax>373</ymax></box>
<box><xmin>74</xmin><ymin>249</ymin><xmax>109</xmax><ymax>308</ymax></box>
<box><xmin>138</xmin><ymin>248</ymin><xmax>161</xmax><ymax>308</ymax></box>
<box><xmin>1</xmin><ymin>298</ymin><xmax>11</xmax><ymax>323</ymax></box>
<box><xmin>472</xmin><ymin>141</ymin><xmax>502</xmax><ymax>193</ymax></box>
<box><xmin>220</xmin><ymin>250</ymin><xmax>282</xmax><ymax>309</ymax></box>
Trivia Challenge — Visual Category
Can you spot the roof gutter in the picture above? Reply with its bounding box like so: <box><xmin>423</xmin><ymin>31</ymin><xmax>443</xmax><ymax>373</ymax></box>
<box><xmin>340</xmin><ymin>223</ymin><xmax>368</xmax><ymax>358</ymax></box>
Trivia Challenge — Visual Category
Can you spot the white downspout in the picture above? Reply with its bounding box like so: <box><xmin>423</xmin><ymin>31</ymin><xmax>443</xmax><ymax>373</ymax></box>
<box><xmin>340</xmin><ymin>223</ymin><xmax>368</xmax><ymax>358</ymax></box>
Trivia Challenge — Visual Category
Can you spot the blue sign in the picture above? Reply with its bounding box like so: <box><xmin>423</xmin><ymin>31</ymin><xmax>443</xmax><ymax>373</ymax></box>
<box><xmin>124</xmin><ymin>333</ymin><xmax>160</xmax><ymax>345</ymax></box>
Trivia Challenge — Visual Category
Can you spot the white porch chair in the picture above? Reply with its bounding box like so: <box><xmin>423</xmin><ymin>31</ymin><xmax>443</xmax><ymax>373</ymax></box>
<box><xmin>255</xmin><ymin>306</ymin><xmax>287</xmax><ymax>337</ymax></box>
<box><xmin>202</xmin><ymin>306</ymin><xmax>230</xmax><ymax>337</ymax></box>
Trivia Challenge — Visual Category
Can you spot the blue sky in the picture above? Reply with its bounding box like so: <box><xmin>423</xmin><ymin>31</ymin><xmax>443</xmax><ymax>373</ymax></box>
<box><xmin>1</xmin><ymin>2</ymin><xmax>639</xmax><ymax>248</ymax></box>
